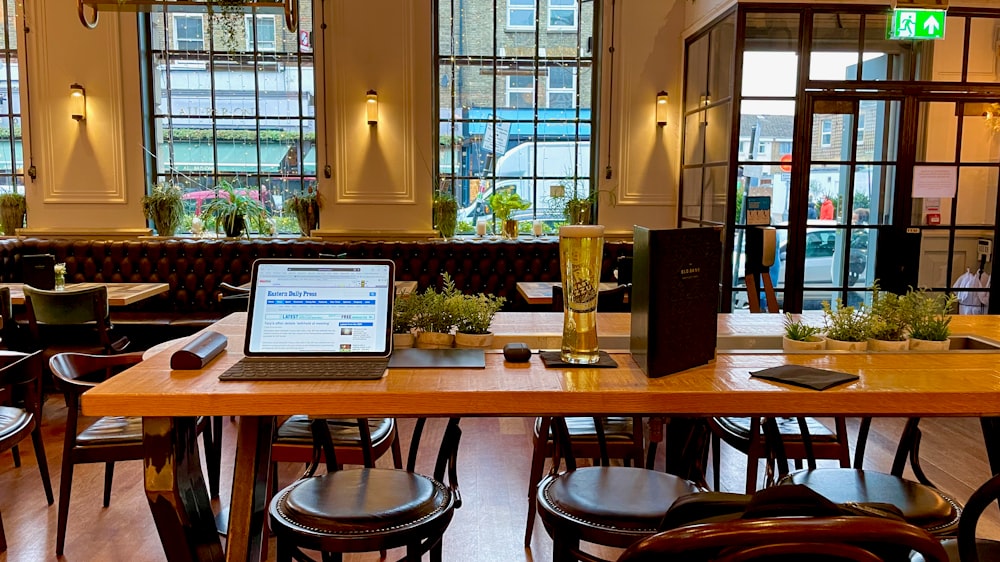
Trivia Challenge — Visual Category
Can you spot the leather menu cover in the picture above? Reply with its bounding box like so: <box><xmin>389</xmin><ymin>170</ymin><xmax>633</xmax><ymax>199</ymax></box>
<box><xmin>22</xmin><ymin>254</ymin><xmax>55</xmax><ymax>290</ymax></box>
<box><xmin>630</xmin><ymin>226</ymin><xmax>722</xmax><ymax>378</ymax></box>
<box><xmin>171</xmin><ymin>330</ymin><xmax>228</xmax><ymax>370</ymax></box>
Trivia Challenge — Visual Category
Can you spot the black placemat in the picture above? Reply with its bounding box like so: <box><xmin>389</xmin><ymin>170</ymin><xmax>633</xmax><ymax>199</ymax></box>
<box><xmin>539</xmin><ymin>351</ymin><xmax>618</xmax><ymax>368</ymax></box>
<box><xmin>750</xmin><ymin>365</ymin><xmax>859</xmax><ymax>391</ymax></box>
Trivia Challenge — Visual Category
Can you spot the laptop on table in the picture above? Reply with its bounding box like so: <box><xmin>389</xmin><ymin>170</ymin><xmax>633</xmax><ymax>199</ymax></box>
<box><xmin>219</xmin><ymin>258</ymin><xmax>395</xmax><ymax>381</ymax></box>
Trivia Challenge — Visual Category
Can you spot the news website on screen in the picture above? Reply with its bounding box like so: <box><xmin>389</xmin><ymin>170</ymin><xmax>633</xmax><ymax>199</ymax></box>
<box><xmin>247</xmin><ymin>262</ymin><xmax>392</xmax><ymax>354</ymax></box>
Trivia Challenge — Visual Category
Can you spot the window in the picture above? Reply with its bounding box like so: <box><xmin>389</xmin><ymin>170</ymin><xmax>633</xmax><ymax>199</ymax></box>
<box><xmin>438</xmin><ymin>0</ymin><xmax>596</xmax><ymax>231</ymax></box>
<box><xmin>507</xmin><ymin>0</ymin><xmax>536</xmax><ymax>30</ymax></box>
<box><xmin>549</xmin><ymin>0</ymin><xmax>577</xmax><ymax>30</ymax></box>
<box><xmin>145</xmin><ymin>7</ymin><xmax>315</xmax><ymax>234</ymax></box>
<box><xmin>757</xmin><ymin>142</ymin><xmax>766</xmax><ymax>155</ymax></box>
<box><xmin>821</xmin><ymin>120</ymin><xmax>832</xmax><ymax>147</ymax></box>
<box><xmin>507</xmin><ymin>75</ymin><xmax>535</xmax><ymax>108</ymax></box>
<box><xmin>0</xmin><ymin>0</ymin><xmax>24</xmax><ymax>195</ymax></box>
<box><xmin>856</xmin><ymin>112</ymin><xmax>865</xmax><ymax>144</ymax></box>
<box><xmin>172</xmin><ymin>15</ymin><xmax>204</xmax><ymax>51</ymax></box>
<box><xmin>547</xmin><ymin>67</ymin><xmax>576</xmax><ymax>108</ymax></box>
<box><xmin>245</xmin><ymin>15</ymin><xmax>277</xmax><ymax>51</ymax></box>
<box><xmin>778</xmin><ymin>141</ymin><xmax>792</xmax><ymax>154</ymax></box>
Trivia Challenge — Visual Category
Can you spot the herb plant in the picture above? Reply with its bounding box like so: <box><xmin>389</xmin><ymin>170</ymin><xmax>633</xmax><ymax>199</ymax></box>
<box><xmin>902</xmin><ymin>289</ymin><xmax>958</xmax><ymax>342</ymax></box>
<box><xmin>821</xmin><ymin>299</ymin><xmax>868</xmax><ymax>343</ymax></box>
<box><xmin>865</xmin><ymin>283</ymin><xmax>908</xmax><ymax>341</ymax></box>
<box><xmin>783</xmin><ymin>313</ymin><xmax>822</xmax><ymax>341</ymax></box>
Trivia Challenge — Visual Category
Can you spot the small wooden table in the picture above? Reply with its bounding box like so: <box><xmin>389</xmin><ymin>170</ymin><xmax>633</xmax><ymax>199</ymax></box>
<box><xmin>2</xmin><ymin>282</ymin><xmax>169</xmax><ymax>306</ymax></box>
<box><xmin>516</xmin><ymin>281</ymin><xmax>620</xmax><ymax>306</ymax></box>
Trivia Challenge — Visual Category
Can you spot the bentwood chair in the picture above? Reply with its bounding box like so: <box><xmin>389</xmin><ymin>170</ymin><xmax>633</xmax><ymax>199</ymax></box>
<box><xmin>0</xmin><ymin>350</ymin><xmax>53</xmax><ymax>553</ymax></box>
<box><xmin>535</xmin><ymin>417</ymin><xmax>705</xmax><ymax>562</ymax></box>
<box><xmin>617</xmin><ymin>516</ymin><xmax>949</xmax><ymax>562</ymax></box>
<box><xmin>49</xmin><ymin>352</ymin><xmax>220</xmax><ymax>556</ymax></box>
<box><xmin>939</xmin><ymin>470</ymin><xmax>1000</xmax><ymax>561</ymax></box>
<box><xmin>269</xmin><ymin>417</ymin><xmax>462</xmax><ymax>561</ymax></box>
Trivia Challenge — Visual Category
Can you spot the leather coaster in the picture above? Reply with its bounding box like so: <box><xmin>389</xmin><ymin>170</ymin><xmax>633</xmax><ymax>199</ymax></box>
<box><xmin>750</xmin><ymin>364</ymin><xmax>858</xmax><ymax>390</ymax></box>
<box><xmin>539</xmin><ymin>351</ymin><xmax>618</xmax><ymax>368</ymax></box>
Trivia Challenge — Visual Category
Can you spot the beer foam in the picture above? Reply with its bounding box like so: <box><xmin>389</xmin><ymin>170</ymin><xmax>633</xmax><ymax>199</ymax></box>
<box><xmin>558</xmin><ymin>225</ymin><xmax>605</xmax><ymax>238</ymax></box>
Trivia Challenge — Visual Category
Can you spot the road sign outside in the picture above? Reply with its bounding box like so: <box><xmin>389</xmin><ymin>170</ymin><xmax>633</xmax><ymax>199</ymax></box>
<box><xmin>889</xmin><ymin>8</ymin><xmax>946</xmax><ymax>40</ymax></box>
<box><xmin>779</xmin><ymin>154</ymin><xmax>792</xmax><ymax>173</ymax></box>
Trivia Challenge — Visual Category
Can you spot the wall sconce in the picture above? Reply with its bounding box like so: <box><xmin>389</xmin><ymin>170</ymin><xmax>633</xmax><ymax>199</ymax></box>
<box><xmin>366</xmin><ymin>90</ymin><xmax>378</xmax><ymax>126</ymax></box>
<box><xmin>70</xmin><ymin>83</ymin><xmax>86</xmax><ymax>122</ymax></box>
<box><xmin>655</xmin><ymin>91</ymin><xmax>668</xmax><ymax>127</ymax></box>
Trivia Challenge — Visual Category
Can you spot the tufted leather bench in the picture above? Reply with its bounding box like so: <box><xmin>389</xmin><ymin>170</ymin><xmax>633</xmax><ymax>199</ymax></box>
<box><xmin>0</xmin><ymin>238</ymin><xmax>632</xmax><ymax>348</ymax></box>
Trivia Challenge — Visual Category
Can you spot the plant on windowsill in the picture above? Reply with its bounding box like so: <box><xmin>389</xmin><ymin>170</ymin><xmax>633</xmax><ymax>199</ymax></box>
<box><xmin>549</xmin><ymin>178</ymin><xmax>617</xmax><ymax>225</ymax></box>
<box><xmin>865</xmin><ymin>282</ymin><xmax>909</xmax><ymax>351</ymax></box>
<box><xmin>821</xmin><ymin>298</ymin><xmax>869</xmax><ymax>351</ymax></box>
<box><xmin>0</xmin><ymin>191</ymin><xmax>26</xmax><ymax>236</ymax></box>
<box><xmin>433</xmin><ymin>189</ymin><xmax>458</xmax><ymax>239</ymax></box>
<box><xmin>392</xmin><ymin>290</ymin><xmax>420</xmax><ymax>349</ymax></box>
<box><xmin>141</xmin><ymin>181</ymin><xmax>184</xmax><ymax>237</ymax></box>
<box><xmin>284</xmin><ymin>185</ymin><xmax>323</xmax><ymax>236</ymax></box>
<box><xmin>453</xmin><ymin>293</ymin><xmax>506</xmax><ymax>348</ymax></box>
<box><xmin>782</xmin><ymin>313</ymin><xmax>825</xmax><ymax>352</ymax></box>
<box><xmin>901</xmin><ymin>288</ymin><xmax>958</xmax><ymax>351</ymax></box>
<box><xmin>489</xmin><ymin>191</ymin><xmax>530</xmax><ymax>239</ymax></box>
<box><xmin>201</xmin><ymin>180</ymin><xmax>267</xmax><ymax>239</ymax></box>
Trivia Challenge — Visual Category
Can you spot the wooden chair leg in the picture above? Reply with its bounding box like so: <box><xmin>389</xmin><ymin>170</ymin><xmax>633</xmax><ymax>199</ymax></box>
<box><xmin>30</xmin><ymin>421</ymin><xmax>54</xmax><ymax>505</ymax></box>
<box><xmin>711</xmin><ymin>431</ymin><xmax>721</xmax><ymax>491</ymax></box>
<box><xmin>0</xmin><ymin>507</ymin><xmax>6</xmax><ymax>553</ymax></box>
<box><xmin>524</xmin><ymin>417</ymin><xmax>551</xmax><ymax>547</ymax></box>
<box><xmin>103</xmin><ymin>461</ymin><xmax>115</xmax><ymax>507</ymax></box>
<box><xmin>206</xmin><ymin>416</ymin><xmax>223</xmax><ymax>498</ymax></box>
<box><xmin>10</xmin><ymin>444</ymin><xmax>20</xmax><ymax>467</ymax></box>
<box><xmin>56</xmin><ymin>461</ymin><xmax>74</xmax><ymax>555</ymax></box>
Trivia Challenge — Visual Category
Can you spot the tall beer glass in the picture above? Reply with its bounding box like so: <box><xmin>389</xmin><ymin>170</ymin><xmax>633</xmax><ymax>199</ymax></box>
<box><xmin>559</xmin><ymin>224</ymin><xmax>605</xmax><ymax>364</ymax></box>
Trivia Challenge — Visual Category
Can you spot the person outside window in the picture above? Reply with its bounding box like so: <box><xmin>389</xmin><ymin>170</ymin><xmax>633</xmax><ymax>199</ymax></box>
<box><xmin>820</xmin><ymin>197</ymin><xmax>834</xmax><ymax>220</ymax></box>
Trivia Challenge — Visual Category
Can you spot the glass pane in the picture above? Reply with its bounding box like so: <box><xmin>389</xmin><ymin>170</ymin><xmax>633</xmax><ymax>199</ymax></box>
<box><xmin>855</xmin><ymin>165</ymin><xmax>895</xmax><ymax>226</ymax></box>
<box><xmin>967</xmin><ymin>16</ymin><xmax>1000</xmax><ymax>84</ymax></box>
<box><xmin>810</xmin><ymin>107</ymin><xmax>855</xmax><ymax>164</ymax></box>
<box><xmin>745</xmin><ymin>12</ymin><xmax>799</xmax><ymax>51</ymax></box>
<box><xmin>956</xmin><ymin>167</ymin><xmax>998</xmax><ymax>226</ymax></box>
<box><xmin>704</xmin><ymin>102</ymin><xmax>731</xmax><ymax>164</ymax></box>
<box><xmin>741</xmin><ymin>52</ymin><xmax>797</xmax><ymax>97</ymax></box>
<box><xmin>961</xmin><ymin>107</ymin><xmax>1000</xmax><ymax>164</ymax></box>
<box><xmin>862</xmin><ymin>14</ymin><xmax>912</xmax><ymax>81</ymax></box>
<box><xmin>810</xmin><ymin>14</ymin><xmax>861</xmax><ymax>81</ymax></box>
<box><xmin>917</xmin><ymin>101</ymin><xmax>957</xmax><ymax>163</ymax></box>
<box><xmin>707</xmin><ymin>15</ymin><xmax>735</xmax><ymax>106</ymax></box>
<box><xmin>684</xmin><ymin>114</ymin><xmax>705</xmax><ymax>165</ymax></box>
<box><xmin>686</xmin><ymin>34</ymin><xmax>709</xmax><ymax>112</ymax></box>
<box><xmin>704</xmin><ymin>165</ymin><xmax>728</xmax><ymax>223</ymax></box>
<box><xmin>808</xmin><ymin>164</ymin><xmax>851</xmax><ymax>224</ymax></box>
<box><xmin>682</xmin><ymin>167</ymin><xmax>703</xmax><ymax>220</ymax></box>
<box><xmin>928</xmin><ymin>16</ymin><xmax>967</xmax><ymax>82</ymax></box>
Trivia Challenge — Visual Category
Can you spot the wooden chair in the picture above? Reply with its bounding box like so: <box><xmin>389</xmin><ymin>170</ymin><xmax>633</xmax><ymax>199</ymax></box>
<box><xmin>535</xmin><ymin>417</ymin><xmax>705</xmax><ymax>562</ymax></box>
<box><xmin>271</xmin><ymin>415</ymin><xmax>403</xmax><ymax>484</ymax></box>
<box><xmin>49</xmin><ymin>352</ymin><xmax>220</xmax><ymax>556</ymax></box>
<box><xmin>523</xmin><ymin>415</ymin><xmax>646</xmax><ymax>546</ymax></box>
<box><xmin>269</xmin><ymin>417</ymin><xmax>462</xmax><ymax>561</ymax></box>
<box><xmin>776</xmin><ymin>418</ymin><xmax>962</xmax><ymax>538</ymax></box>
<box><xmin>617</xmin><ymin>516</ymin><xmax>949</xmax><ymax>562</ymax></box>
<box><xmin>939</xmin><ymin>470</ymin><xmax>1000</xmax><ymax>561</ymax></box>
<box><xmin>0</xmin><ymin>350</ymin><xmax>53</xmax><ymax>553</ymax></box>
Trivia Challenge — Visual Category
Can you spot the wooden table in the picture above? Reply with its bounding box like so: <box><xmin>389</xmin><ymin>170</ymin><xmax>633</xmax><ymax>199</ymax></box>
<box><xmin>2</xmin><ymin>282</ymin><xmax>169</xmax><ymax>306</ymax></box>
<box><xmin>81</xmin><ymin>312</ymin><xmax>1000</xmax><ymax>562</ymax></box>
<box><xmin>516</xmin><ymin>281</ymin><xmax>620</xmax><ymax>305</ymax></box>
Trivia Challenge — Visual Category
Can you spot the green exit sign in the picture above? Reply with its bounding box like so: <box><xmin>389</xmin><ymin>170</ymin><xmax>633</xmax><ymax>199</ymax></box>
<box><xmin>889</xmin><ymin>8</ymin><xmax>946</xmax><ymax>40</ymax></box>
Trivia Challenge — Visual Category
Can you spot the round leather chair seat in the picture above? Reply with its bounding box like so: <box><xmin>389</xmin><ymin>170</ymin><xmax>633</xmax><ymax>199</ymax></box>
<box><xmin>0</xmin><ymin>405</ymin><xmax>30</xmax><ymax>441</ymax></box>
<box><xmin>276</xmin><ymin>416</ymin><xmax>394</xmax><ymax>445</ymax></box>
<box><xmin>272</xmin><ymin>468</ymin><xmax>452</xmax><ymax>535</ymax></box>
<box><xmin>76</xmin><ymin>416</ymin><xmax>143</xmax><ymax>445</ymax></box>
<box><xmin>539</xmin><ymin>466</ymin><xmax>702</xmax><ymax>535</ymax></box>
<box><xmin>781</xmin><ymin>469</ymin><xmax>961</xmax><ymax>535</ymax></box>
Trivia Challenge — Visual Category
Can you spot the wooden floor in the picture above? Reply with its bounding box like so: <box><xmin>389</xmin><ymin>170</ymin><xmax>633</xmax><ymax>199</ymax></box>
<box><xmin>1</xmin><ymin>400</ymin><xmax>999</xmax><ymax>561</ymax></box>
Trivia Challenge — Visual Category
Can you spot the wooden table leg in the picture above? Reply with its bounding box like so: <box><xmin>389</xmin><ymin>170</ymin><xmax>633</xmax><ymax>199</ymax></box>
<box><xmin>981</xmin><ymin>417</ymin><xmax>1000</xmax><ymax>475</ymax></box>
<box><xmin>143</xmin><ymin>416</ymin><xmax>225</xmax><ymax>562</ymax></box>
<box><xmin>226</xmin><ymin>416</ymin><xmax>274</xmax><ymax>562</ymax></box>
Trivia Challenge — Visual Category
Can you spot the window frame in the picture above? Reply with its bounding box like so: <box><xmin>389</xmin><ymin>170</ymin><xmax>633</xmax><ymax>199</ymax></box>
<box><xmin>245</xmin><ymin>14</ymin><xmax>278</xmax><ymax>52</ymax></box>
<box><xmin>821</xmin><ymin>120</ymin><xmax>832</xmax><ymax>147</ymax></box>
<box><xmin>171</xmin><ymin>14</ymin><xmax>205</xmax><ymax>51</ymax></box>
<box><xmin>506</xmin><ymin>74</ymin><xmax>536</xmax><ymax>108</ymax></box>
<box><xmin>546</xmin><ymin>66</ymin><xmax>576</xmax><ymax>108</ymax></box>
<box><xmin>548</xmin><ymin>0</ymin><xmax>578</xmax><ymax>31</ymax></box>
<box><xmin>507</xmin><ymin>0</ymin><xmax>537</xmax><ymax>31</ymax></box>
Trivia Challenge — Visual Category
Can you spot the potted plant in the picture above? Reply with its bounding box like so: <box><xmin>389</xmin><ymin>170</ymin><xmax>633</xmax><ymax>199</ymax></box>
<box><xmin>201</xmin><ymin>181</ymin><xmax>267</xmax><ymax>238</ymax></box>
<box><xmin>0</xmin><ymin>191</ymin><xmax>26</xmax><ymax>236</ymax></box>
<box><xmin>821</xmin><ymin>298</ymin><xmax>868</xmax><ymax>351</ymax></box>
<box><xmin>392</xmin><ymin>292</ymin><xmax>419</xmax><ymax>348</ymax></box>
<box><xmin>284</xmin><ymin>186</ymin><xmax>323</xmax><ymax>236</ymax></box>
<box><xmin>489</xmin><ymin>191</ymin><xmax>530</xmax><ymax>239</ymax></box>
<box><xmin>433</xmin><ymin>189</ymin><xmax>458</xmax><ymax>238</ymax></box>
<box><xmin>141</xmin><ymin>181</ymin><xmax>184</xmax><ymax>237</ymax></box>
<box><xmin>412</xmin><ymin>274</ymin><xmax>460</xmax><ymax>349</ymax></box>
<box><xmin>865</xmin><ymin>283</ymin><xmax>909</xmax><ymax>351</ymax></box>
<box><xmin>550</xmin><ymin>179</ymin><xmax>617</xmax><ymax>225</ymax></box>
<box><xmin>902</xmin><ymin>289</ymin><xmax>958</xmax><ymax>351</ymax></box>
<box><xmin>782</xmin><ymin>312</ymin><xmax>825</xmax><ymax>352</ymax></box>
<box><xmin>453</xmin><ymin>293</ymin><xmax>506</xmax><ymax>348</ymax></box>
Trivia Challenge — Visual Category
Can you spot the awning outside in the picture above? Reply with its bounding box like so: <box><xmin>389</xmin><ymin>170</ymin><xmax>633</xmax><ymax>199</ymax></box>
<box><xmin>159</xmin><ymin>142</ymin><xmax>315</xmax><ymax>175</ymax></box>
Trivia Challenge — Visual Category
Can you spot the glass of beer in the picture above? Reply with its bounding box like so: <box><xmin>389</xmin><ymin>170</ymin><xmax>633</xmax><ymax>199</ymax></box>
<box><xmin>559</xmin><ymin>224</ymin><xmax>605</xmax><ymax>364</ymax></box>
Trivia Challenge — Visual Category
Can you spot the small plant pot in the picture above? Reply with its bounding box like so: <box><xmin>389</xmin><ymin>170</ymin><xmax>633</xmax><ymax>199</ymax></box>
<box><xmin>415</xmin><ymin>331</ymin><xmax>454</xmax><ymax>349</ymax></box>
<box><xmin>825</xmin><ymin>338</ymin><xmax>867</xmax><ymax>352</ymax></box>
<box><xmin>501</xmin><ymin>219</ymin><xmax>519</xmax><ymax>239</ymax></box>
<box><xmin>454</xmin><ymin>332</ymin><xmax>494</xmax><ymax>348</ymax></box>
<box><xmin>868</xmin><ymin>338</ymin><xmax>909</xmax><ymax>352</ymax></box>
<box><xmin>782</xmin><ymin>335</ymin><xmax>825</xmax><ymax>352</ymax></box>
<box><xmin>393</xmin><ymin>333</ymin><xmax>415</xmax><ymax>349</ymax></box>
<box><xmin>909</xmin><ymin>337</ymin><xmax>951</xmax><ymax>351</ymax></box>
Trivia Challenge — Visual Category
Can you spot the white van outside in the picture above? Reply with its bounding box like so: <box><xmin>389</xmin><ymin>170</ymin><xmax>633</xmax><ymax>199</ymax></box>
<box><xmin>458</xmin><ymin>141</ymin><xmax>591</xmax><ymax>223</ymax></box>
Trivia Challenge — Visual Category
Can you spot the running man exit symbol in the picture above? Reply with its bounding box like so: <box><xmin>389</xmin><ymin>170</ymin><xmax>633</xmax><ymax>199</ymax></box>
<box><xmin>890</xmin><ymin>9</ymin><xmax>946</xmax><ymax>40</ymax></box>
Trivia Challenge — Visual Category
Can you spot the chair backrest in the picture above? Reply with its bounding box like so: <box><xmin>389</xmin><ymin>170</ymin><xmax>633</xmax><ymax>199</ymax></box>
<box><xmin>0</xmin><ymin>286</ymin><xmax>25</xmax><ymax>350</ymax></box>
<box><xmin>957</xmin><ymin>471</ymin><xmax>1000</xmax><ymax>562</ymax></box>
<box><xmin>617</xmin><ymin>516</ymin><xmax>949</xmax><ymax>562</ymax></box>
<box><xmin>0</xmin><ymin>350</ymin><xmax>44</xmax><ymax>420</ymax></box>
<box><xmin>48</xmin><ymin>352</ymin><xmax>145</xmax><ymax>444</ymax></box>
<box><xmin>24</xmin><ymin>285</ymin><xmax>110</xmax><ymax>326</ymax></box>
